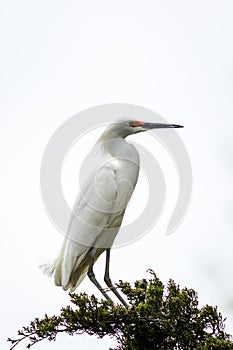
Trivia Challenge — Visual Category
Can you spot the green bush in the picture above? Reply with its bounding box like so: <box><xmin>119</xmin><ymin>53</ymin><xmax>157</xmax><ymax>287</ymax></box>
<box><xmin>8</xmin><ymin>270</ymin><xmax>233</xmax><ymax>350</ymax></box>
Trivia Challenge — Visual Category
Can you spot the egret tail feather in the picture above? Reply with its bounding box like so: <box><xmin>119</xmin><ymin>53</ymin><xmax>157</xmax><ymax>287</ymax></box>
<box><xmin>39</xmin><ymin>260</ymin><xmax>57</xmax><ymax>277</ymax></box>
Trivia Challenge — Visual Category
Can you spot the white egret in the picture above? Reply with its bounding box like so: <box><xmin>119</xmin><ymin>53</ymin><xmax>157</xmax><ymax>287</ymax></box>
<box><xmin>44</xmin><ymin>120</ymin><xmax>183</xmax><ymax>306</ymax></box>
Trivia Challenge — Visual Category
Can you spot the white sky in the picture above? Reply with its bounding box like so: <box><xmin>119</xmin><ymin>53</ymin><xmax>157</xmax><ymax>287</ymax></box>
<box><xmin>1</xmin><ymin>1</ymin><xmax>233</xmax><ymax>349</ymax></box>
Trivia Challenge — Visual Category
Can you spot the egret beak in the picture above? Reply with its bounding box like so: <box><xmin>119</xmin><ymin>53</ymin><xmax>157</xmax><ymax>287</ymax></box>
<box><xmin>143</xmin><ymin>122</ymin><xmax>184</xmax><ymax>129</ymax></box>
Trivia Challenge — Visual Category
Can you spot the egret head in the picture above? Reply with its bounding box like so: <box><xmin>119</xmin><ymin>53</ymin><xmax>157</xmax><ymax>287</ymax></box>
<box><xmin>128</xmin><ymin>120</ymin><xmax>183</xmax><ymax>135</ymax></box>
<box><xmin>99</xmin><ymin>120</ymin><xmax>183</xmax><ymax>141</ymax></box>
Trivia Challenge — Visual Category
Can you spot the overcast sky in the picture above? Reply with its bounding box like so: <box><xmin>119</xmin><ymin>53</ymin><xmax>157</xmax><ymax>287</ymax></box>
<box><xmin>1</xmin><ymin>1</ymin><xmax>233</xmax><ymax>349</ymax></box>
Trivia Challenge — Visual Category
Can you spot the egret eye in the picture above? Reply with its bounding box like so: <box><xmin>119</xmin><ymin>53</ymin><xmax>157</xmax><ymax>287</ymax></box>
<box><xmin>129</xmin><ymin>121</ymin><xmax>145</xmax><ymax>128</ymax></box>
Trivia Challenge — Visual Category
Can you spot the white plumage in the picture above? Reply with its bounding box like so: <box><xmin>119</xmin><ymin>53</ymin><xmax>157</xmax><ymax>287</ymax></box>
<box><xmin>43</xmin><ymin>119</ymin><xmax>183</xmax><ymax>305</ymax></box>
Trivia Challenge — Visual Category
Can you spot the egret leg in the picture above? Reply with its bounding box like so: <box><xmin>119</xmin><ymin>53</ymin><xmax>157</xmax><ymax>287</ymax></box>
<box><xmin>87</xmin><ymin>247</ymin><xmax>113</xmax><ymax>303</ymax></box>
<box><xmin>104</xmin><ymin>248</ymin><xmax>129</xmax><ymax>307</ymax></box>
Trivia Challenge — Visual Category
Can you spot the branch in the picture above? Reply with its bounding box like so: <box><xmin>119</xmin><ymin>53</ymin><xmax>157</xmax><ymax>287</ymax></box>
<box><xmin>8</xmin><ymin>270</ymin><xmax>233</xmax><ymax>350</ymax></box>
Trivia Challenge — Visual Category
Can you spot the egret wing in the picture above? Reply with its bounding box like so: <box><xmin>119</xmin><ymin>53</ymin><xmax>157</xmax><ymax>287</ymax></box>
<box><xmin>55</xmin><ymin>160</ymin><xmax>119</xmax><ymax>290</ymax></box>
